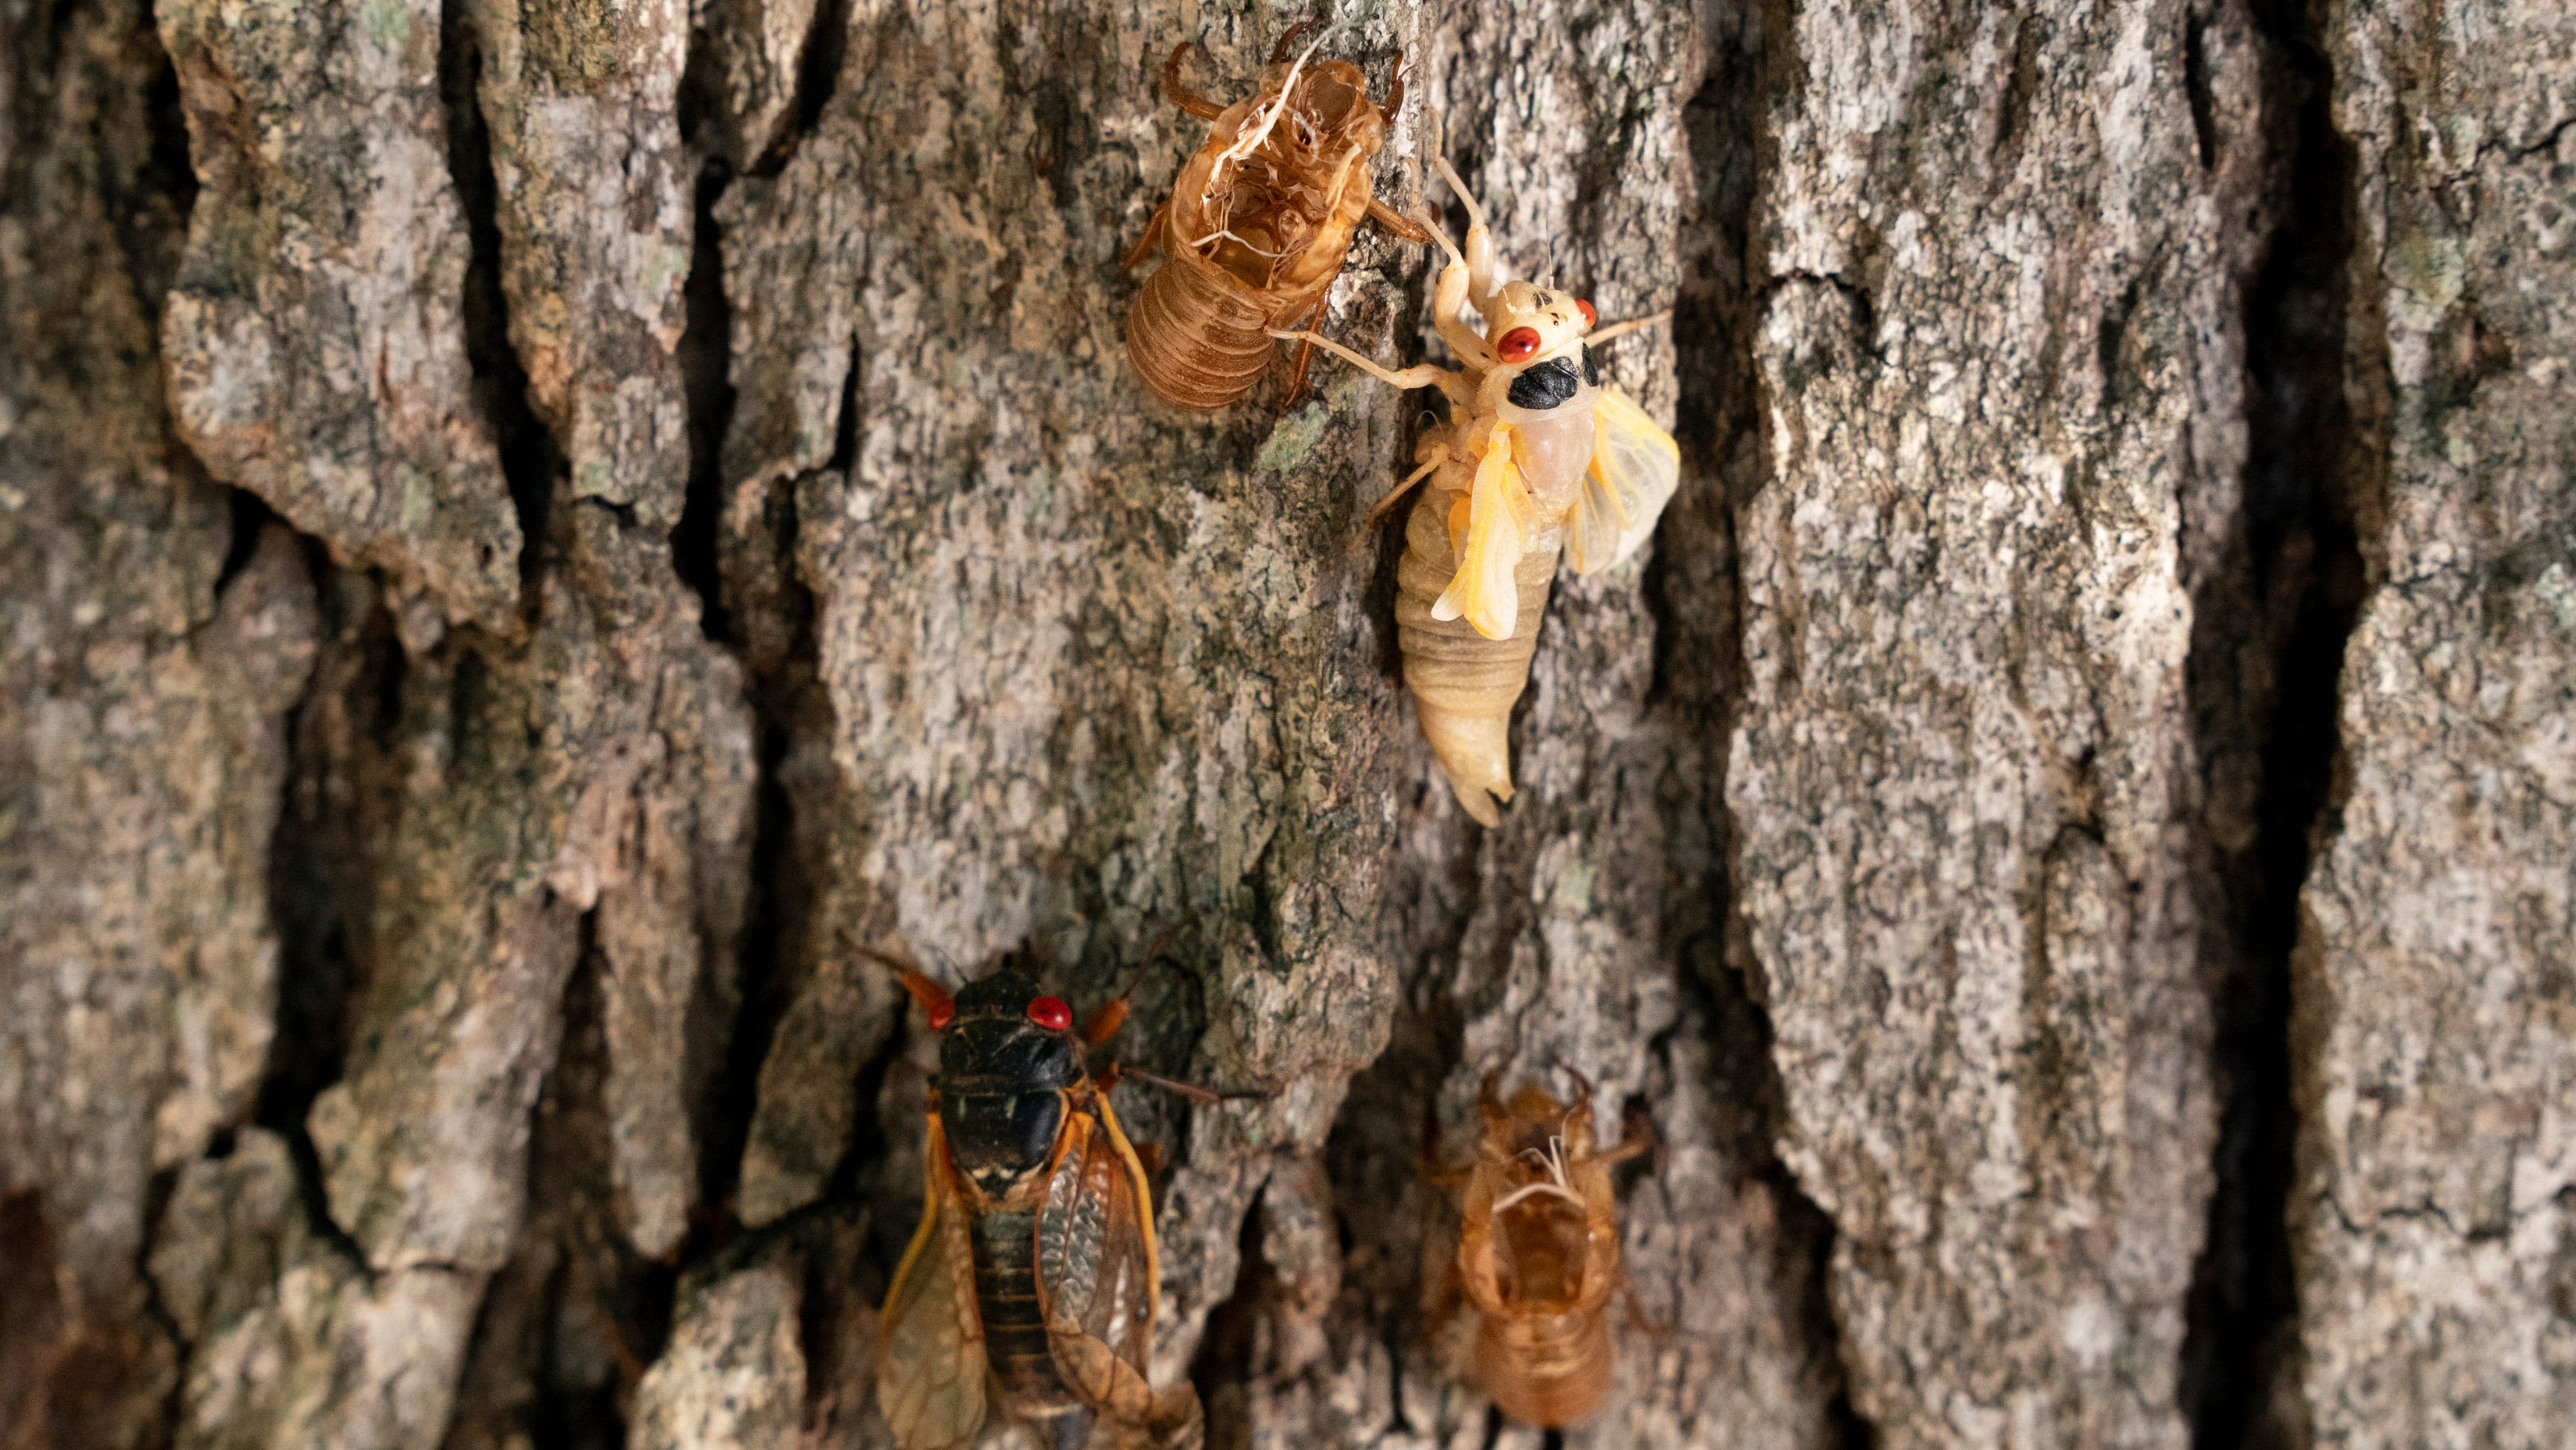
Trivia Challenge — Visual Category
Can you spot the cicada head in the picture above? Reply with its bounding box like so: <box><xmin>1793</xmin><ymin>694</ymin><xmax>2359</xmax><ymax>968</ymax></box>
<box><xmin>933</xmin><ymin>964</ymin><xmax>1085</xmax><ymax>1196</ymax></box>
<box><xmin>1483</xmin><ymin>282</ymin><xmax>1591</xmax><ymax>366</ymax></box>
<box><xmin>1482</xmin><ymin>281</ymin><xmax>1603</xmax><ymax>417</ymax></box>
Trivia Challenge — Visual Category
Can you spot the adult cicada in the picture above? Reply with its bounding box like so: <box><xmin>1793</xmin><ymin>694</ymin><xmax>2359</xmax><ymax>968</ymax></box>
<box><xmin>877</xmin><ymin>956</ymin><xmax>1232</xmax><ymax>1450</ymax></box>
<box><xmin>1275</xmin><ymin>154</ymin><xmax>1679</xmax><ymax>824</ymax></box>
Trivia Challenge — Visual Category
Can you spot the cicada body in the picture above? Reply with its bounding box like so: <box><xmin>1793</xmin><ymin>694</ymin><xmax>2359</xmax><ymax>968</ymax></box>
<box><xmin>1453</xmin><ymin>1076</ymin><xmax>1632</xmax><ymax>1429</ymax></box>
<box><xmin>1125</xmin><ymin>28</ymin><xmax>1427</xmax><ymax>411</ymax></box>
<box><xmin>1278</xmin><ymin>156</ymin><xmax>1681</xmax><ymax>824</ymax></box>
<box><xmin>877</xmin><ymin>965</ymin><xmax>1204</xmax><ymax>1450</ymax></box>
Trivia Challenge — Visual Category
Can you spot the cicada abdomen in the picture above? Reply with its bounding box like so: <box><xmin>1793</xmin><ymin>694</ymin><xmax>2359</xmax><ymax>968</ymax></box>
<box><xmin>1125</xmin><ymin>30</ymin><xmax>1426</xmax><ymax>411</ymax></box>
<box><xmin>1395</xmin><ymin>456</ymin><xmax>1563</xmax><ymax>827</ymax></box>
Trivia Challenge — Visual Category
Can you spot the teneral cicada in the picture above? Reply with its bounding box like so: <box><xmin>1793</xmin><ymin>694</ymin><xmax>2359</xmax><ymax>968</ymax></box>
<box><xmin>1443</xmin><ymin>1070</ymin><xmax>1646</xmax><ymax>1428</ymax></box>
<box><xmin>877</xmin><ymin>958</ymin><xmax>1229</xmax><ymax>1450</ymax></box>
<box><xmin>1123</xmin><ymin>23</ymin><xmax>1431</xmax><ymax>411</ymax></box>
<box><xmin>1276</xmin><ymin>155</ymin><xmax>1679</xmax><ymax>824</ymax></box>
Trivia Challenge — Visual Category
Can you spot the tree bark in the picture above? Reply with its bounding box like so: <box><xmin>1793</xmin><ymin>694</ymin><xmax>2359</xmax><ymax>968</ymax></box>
<box><xmin>1</xmin><ymin>1</ymin><xmax>2568</xmax><ymax>1448</ymax></box>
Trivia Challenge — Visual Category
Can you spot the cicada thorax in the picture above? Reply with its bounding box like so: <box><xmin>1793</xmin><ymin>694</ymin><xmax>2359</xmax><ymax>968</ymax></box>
<box><xmin>1127</xmin><ymin>58</ymin><xmax>1392</xmax><ymax>411</ymax></box>
<box><xmin>1455</xmin><ymin>1085</ymin><xmax>1624</xmax><ymax>1428</ymax></box>
<box><xmin>1395</xmin><ymin>352</ymin><xmax>1601</xmax><ymax>825</ymax></box>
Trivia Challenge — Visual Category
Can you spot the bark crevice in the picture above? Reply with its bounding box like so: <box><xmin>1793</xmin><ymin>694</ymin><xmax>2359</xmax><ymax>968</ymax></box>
<box><xmin>439</xmin><ymin>0</ymin><xmax>559</xmax><ymax>611</ymax></box>
<box><xmin>2179</xmin><ymin>5</ymin><xmax>2371</xmax><ymax>1444</ymax></box>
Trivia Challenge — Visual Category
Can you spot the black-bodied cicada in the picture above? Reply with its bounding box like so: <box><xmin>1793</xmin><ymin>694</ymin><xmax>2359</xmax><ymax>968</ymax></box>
<box><xmin>876</xmin><ymin>954</ymin><xmax>1239</xmax><ymax>1450</ymax></box>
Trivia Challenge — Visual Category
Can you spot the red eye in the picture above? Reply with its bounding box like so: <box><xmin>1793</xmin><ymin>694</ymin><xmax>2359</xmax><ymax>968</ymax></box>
<box><xmin>1496</xmin><ymin>326</ymin><xmax>1542</xmax><ymax>362</ymax></box>
<box><xmin>927</xmin><ymin>998</ymin><xmax>955</xmax><ymax>1031</ymax></box>
<box><xmin>1576</xmin><ymin>299</ymin><xmax>1596</xmax><ymax>327</ymax></box>
<box><xmin>1027</xmin><ymin>996</ymin><xmax>1072</xmax><ymax>1031</ymax></box>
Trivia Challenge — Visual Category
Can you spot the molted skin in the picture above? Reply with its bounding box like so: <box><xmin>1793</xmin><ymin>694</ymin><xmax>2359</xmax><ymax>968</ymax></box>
<box><xmin>1125</xmin><ymin>56</ymin><xmax>1393</xmax><ymax>411</ymax></box>
<box><xmin>1456</xmin><ymin>1084</ymin><xmax>1624</xmax><ymax>1428</ymax></box>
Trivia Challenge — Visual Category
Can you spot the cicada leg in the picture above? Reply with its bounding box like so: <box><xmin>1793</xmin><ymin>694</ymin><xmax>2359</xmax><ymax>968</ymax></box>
<box><xmin>1122</xmin><ymin>199</ymin><xmax>1169</xmax><ymax>272</ymax></box>
<box><xmin>1430</xmin><ymin>154</ymin><xmax>1498</xmax><ymax>307</ymax></box>
<box><xmin>1380</xmin><ymin>46</ymin><xmax>1410</xmax><ymax>118</ymax></box>
<box><xmin>1621</xmin><ymin>1273</ymin><xmax>1674</xmax><ymax>1341</ymax></box>
<box><xmin>1280</xmin><ymin>295</ymin><xmax>1330</xmax><ymax>409</ymax></box>
<box><xmin>1080</xmin><ymin>997</ymin><xmax>1131</xmax><ymax>1045</ymax></box>
<box><xmin>1268</xmin><ymin>17</ymin><xmax>1319</xmax><ymax>64</ymax></box>
<box><xmin>1365</xmin><ymin>196</ymin><xmax>1435</xmax><ymax>246</ymax></box>
<box><xmin>1161</xmin><ymin>42</ymin><xmax>1225</xmax><ymax>120</ymax></box>
<box><xmin>1267</xmin><ymin>327</ymin><xmax>1464</xmax><ymax>399</ymax></box>
<box><xmin>1366</xmin><ymin>444</ymin><xmax>1450</xmax><ymax>530</ymax></box>
<box><xmin>1098</xmin><ymin>1060</ymin><xmax>1277</xmax><ymax>1106</ymax></box>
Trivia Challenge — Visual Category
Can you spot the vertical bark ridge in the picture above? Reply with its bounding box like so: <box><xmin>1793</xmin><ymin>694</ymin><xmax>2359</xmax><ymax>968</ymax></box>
<box><xmin>2289</xmin><ymin>0</ymin><xmax>2576</xmax><ymax>1440</ymax></box>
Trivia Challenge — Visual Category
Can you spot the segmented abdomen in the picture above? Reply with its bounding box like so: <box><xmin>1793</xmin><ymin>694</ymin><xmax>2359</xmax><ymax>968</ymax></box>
<box><xmin>1476</xmin><ymin>1305</ymin><xmax>1615</xmax><ymax>1427</ymax></box>
<box><xmin>968</xmin><ymin>1205</ymin><xmax>1091</xmax><ymax>1447</ymax></box>
<box><xmin>1397</xmin><ymin>481</ymin><xmax>1560</xmax><ymax>826</ymax></box>
<box><xmin>1125</xmin><ymin>244</ymin><xmax>1284</xmax><ymax>412</ymax></box>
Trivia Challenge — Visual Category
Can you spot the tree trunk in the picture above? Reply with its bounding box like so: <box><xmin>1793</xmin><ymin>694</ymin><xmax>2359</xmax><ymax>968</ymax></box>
<box><xmin>2</xmin><ymin>0</ymin><xmax>2568</xmax><ymax>1447</ymax></box>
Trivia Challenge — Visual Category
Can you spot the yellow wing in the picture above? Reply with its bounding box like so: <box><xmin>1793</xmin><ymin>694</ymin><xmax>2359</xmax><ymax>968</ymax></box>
<box><xmin>877</xmin><ymin>1114</ymin><xmax>988</xmax><ymax>1450</ymax></box>
<box><xmin>1567</xmin><ymin>387</ymin><xmax>1680</xmax><ymax>575</ymax></box>
<box><xmin>1432</xmin><ymin>422</ymin><xmax>1535</xmax><ymax>639</ymax></box>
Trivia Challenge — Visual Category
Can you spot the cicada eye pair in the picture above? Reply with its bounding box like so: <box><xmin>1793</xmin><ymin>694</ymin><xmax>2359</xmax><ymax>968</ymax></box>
<box><xmin>902</xmin><ymin>982</ymin><xmax>1071</xmax><ymax>1034</ymax></box>
<box><xmin>1496</xmin><ymin>300</ymin><xmax>1595</xmax><ymax>365</ymax></box>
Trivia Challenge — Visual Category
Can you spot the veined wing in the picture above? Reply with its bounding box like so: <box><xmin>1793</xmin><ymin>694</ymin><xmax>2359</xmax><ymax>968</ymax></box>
<box><xmin>1567</xmin><ymin>386</ymin><xmax>1680</xmax><ymax>576</ymax></box>
<box><xmin>1036</xmin><ymin>1095</ymin><xmax>1162</xmax><ymax>1423</ymax></box>
<box><xmin>877</xmin><ymin>1113</ymin><xmax>987</xmax><ymax>1450</ymax></box>
<box><xmin>1433</xmin><ymin>423</ymin><xmax>1534</xmax><ymax>640</ymax></box>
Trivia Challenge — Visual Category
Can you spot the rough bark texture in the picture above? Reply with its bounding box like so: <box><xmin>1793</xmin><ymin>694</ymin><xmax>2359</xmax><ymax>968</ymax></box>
<box><xmin>2289</xmin><ymin>2</ymin><xmax>2576</xmax><ymax>1447</ymax></box>
<box><xmin>3</xmin><ymin>0</ymin><xmax>2570</xmax><ymax>1448</ymax></box>
<box><xmin>1733</xmin><ymin>2</ymin><xmax>2275</xmax><ymax>1443</ymax></box>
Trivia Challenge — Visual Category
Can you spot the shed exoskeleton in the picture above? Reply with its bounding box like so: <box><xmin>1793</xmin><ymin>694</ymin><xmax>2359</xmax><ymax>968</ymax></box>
<box><xmin>1439</xmin><ymin>1069</ymin><xmax>1648</xmax><ymax>1428</ymax></box>
<box><xmin>1124</xmin><ymin>23</ymin><xmax>1430</xmax><ymax>410</ymax></box>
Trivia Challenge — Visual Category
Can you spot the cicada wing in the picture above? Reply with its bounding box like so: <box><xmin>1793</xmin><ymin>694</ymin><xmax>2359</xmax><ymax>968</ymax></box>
<box><xmin>877</xmin><ymin>1116</ymin><xmax>988</xmax><ymax>1450</ymax></box>
<box><xmin>1431</xmin><ymin>428</ymin><xmax>1532</xmax><ymax>640</ymax></box>
<box><xmin>1567</xmin><ymin>386</ymin><xmax>1681</xmax><ymax>575</ymax></box>
<box><xmin>1037</xmin><ymin>1098</ymin><xmax>1162</xmax><ymax>1423</ymax></box>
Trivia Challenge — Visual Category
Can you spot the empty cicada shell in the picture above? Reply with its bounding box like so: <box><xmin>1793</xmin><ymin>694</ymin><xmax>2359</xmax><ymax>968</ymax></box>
<box><xmin>1123</xmin><ymin>24</ymin><xmax>1430</xmax><ymax>411</ymax></box>
<box><xmin>1445</xmin><ymin>1071</ymin><xmax>1646</xmax><ymax>1428</ymax></box>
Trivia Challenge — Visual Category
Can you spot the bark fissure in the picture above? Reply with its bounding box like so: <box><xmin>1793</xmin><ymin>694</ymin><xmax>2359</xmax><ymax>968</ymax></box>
<box><xmin>2178</xmin><ymin>7</ymin><xmax>2368</xmax><ymax>1444</ymax></box>
<box><xmin>766</xmin><ymin>0</ymin><xmax>854</xmax><ymax>176</ymax></box>
<box><xmin>440</xmin><ymin>0</ymin><xmax>559</xmax><ymax>609</ymax></box>
<box><xmin>1675</xmin><ymin>2</ymin><xmax>1874</xmax><ymax>1441</ymax></box>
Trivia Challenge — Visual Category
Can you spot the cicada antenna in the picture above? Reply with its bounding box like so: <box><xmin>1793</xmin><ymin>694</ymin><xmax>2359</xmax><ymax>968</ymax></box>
<box><xmin>1079</xmin><ymin>919</ymin><xmax>1187</xmax><ymax>1047</ymax></box>
<box><xmin>857</xmin><ymin>942</ymin><xmax>958</xmax><ymax>1029</ymax></box>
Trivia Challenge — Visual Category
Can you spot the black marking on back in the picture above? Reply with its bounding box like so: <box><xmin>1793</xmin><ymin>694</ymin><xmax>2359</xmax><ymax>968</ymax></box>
<box><xmin>1509</xmin><ymin>357</ymin><xmax>1583</xmax><ymax>410</ymax></box>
